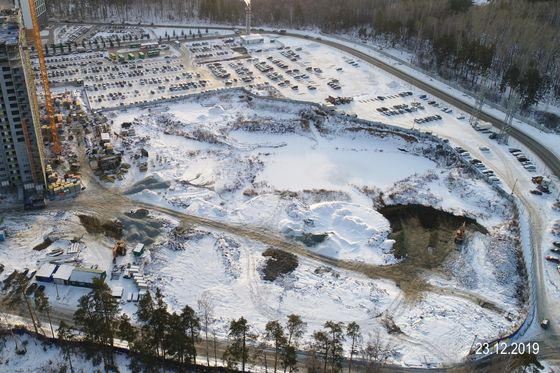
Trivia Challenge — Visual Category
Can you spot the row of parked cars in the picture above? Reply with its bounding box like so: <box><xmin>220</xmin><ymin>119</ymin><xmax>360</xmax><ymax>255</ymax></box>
<box><xmin>455</xmin><ymin>146</ymin><xmax>501</xmax><ymax>185</ymax></box>
<box><xmin>508</xmin><ymin>148</ymin><xmax>537</xmax><ymax>173</ymax></box>
<box><xmin>545</xmin><ymin>241</ymin><xmax>560</xmax><ymax>276</ymax></box>
<box><xmin>414</xmin><ymin>114</ymin><xmax>442</xmax><ymax>124</ymax></box>
<box><xmin>207</xmin><ymin>62</ymin><xmax>231</xmax><ymax>79</ymax></box>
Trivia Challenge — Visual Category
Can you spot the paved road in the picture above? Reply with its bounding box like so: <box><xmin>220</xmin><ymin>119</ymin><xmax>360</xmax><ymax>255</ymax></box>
<box><xmin>288</xmin><ymin>34</ymin><xmax>560</xmax><ymax>179</ymax></box>
<box><xmin>55</xmin><ymin>20</ymin><xmax>560</xmax><ymax>178</ymax></box>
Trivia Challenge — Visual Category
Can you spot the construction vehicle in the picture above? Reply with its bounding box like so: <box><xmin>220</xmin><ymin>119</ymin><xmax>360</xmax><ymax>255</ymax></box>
<box><xmin>531</xmin><ymin>176</ymin><xmax>551</xmax><ymax>194</ymax></box>
<box><xmin>29</xmin><ymin>0</ymin><xmax>61</xmax><ymax>155</ymax></box>
<box><xmin>455</xmin><ymin>222</ymin><xmax>466</xmax><ymax>244</ymax></box>
<box><xmin>112</xmin><ymin>240</ymin><xmax>127</xmax><ymax>258</ymax></box>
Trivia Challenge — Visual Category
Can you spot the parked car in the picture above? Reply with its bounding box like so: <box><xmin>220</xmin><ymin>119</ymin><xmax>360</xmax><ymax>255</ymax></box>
<box><xmin>545</xmin><ymin>255</ymin><xmax>560</xmax><ymax>263</ymax></box>
<box><xmin>541</xmin><ymin>319</ymin><xmax>550</xmax><ymax>329</ymax></box>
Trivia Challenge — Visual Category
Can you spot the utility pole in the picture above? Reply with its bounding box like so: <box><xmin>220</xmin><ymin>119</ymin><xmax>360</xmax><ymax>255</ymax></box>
<box><xmin>469</xmin><ymin>74</ymin><xmax>487</xmax><ymax>129</ymax></box>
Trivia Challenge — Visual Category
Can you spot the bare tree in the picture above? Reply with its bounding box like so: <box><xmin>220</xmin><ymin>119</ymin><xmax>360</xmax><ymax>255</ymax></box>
<box><xmin>197</xmin><ymin>293</ymin><xmax>215</xmax><ymax>367</ymax></box>
<box><xmin>361</xmin><ymin>332</ymin><xmax>396</xmax><ymax>372</ymax></box>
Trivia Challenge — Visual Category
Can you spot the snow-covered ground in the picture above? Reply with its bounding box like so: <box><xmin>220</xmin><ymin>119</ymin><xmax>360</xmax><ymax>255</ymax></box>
<box><xmin>0</xmin><ymin>333</ymin><xmax>134</xmax><ymax>373</ymax></box>
<box><xmin>12</xmin><ymin>25</ymin><xmax>558</xmax><ymax>367</ymax></box>
<box><xmin>82</xmin><ymin>92</ymin><xmax>526</xmax><ymax>365</ymax></box>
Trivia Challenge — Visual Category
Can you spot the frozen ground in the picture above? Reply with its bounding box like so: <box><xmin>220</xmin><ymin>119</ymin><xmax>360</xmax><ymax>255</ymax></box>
<box><xmin>82</xmin><ymin>92</ymin><xmax>526</xmax><ymax>365</ymax></box>
<box><xmin>106</xmin><ymin>93</ymin><xmax>437</xmax><ymax>265</ymax></box>
<box><xmin>0</xmin><ymin>333</ymin><xmax>133</xmax><ymax>373</ymax></box>
<box><xmin>13</xmin><ymin>26</ymin><xmax>555</xmax><ymax>366</ymax></box>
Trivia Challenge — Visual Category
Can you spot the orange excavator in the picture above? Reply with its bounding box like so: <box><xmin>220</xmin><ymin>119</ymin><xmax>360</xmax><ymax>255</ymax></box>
<box><xmin>455</xmin><ymin>222</ymin><xmax>466</xmax><ymax>244</ymax></box>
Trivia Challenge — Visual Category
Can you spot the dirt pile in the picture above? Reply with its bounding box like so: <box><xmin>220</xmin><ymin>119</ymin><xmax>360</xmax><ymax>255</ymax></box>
<box><xmin>78</xmin><ymin>214</ymin><xmax>123</xmax><ymax>239</ymax></box>
<box><xmin>260</xmin><ymin>248</ymin><xmax>299</xmax><ymax>281</ymax></box>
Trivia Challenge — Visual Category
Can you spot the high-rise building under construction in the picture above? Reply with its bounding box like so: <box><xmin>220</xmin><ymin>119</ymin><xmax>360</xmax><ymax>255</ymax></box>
<box><xmin>0</xmin><ymin>7</ymin><xmax>45</xmax><ymax>192</ymax></box>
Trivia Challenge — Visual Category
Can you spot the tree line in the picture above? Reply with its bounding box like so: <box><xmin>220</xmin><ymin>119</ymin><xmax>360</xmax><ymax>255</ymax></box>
<box><xmin>70</xmin><ymin>280</ymin><xmax>397</xmax><ymax>372</ymax></box>
<box><xmin>46</xmin><ymin>0</ymin><xmax>560</xmax><ymax>117</ymax></box>
<box><xmin>5</xmin><ymin>277</ymin><xmax>395</xmax><ymax>372</ymax></box>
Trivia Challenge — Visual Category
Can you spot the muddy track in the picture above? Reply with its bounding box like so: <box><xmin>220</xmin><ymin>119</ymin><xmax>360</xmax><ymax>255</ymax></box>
<box><xmin>50</xmin><ymin>155</ymin><xmax>506</xmax><ymax>318</ymax></box>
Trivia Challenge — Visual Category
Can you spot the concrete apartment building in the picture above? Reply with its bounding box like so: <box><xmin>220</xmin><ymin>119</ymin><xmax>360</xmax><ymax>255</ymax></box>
<box><xmin>14</xmin><ymin>0</ymin><xmax>47</xmax><ymax>30</ymax></box>
<box><xmin>0</xmin><ymin>7</ymin><xmax>46</xmax><ymax>192</ymax></box>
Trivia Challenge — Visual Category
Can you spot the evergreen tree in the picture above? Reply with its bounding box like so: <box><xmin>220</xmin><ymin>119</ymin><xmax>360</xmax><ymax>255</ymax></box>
<box><xmin>34</xmin><ymin>291</ymin><xmax>55</xmax><ymax>337</ymax></box>
<box><xmin>57</xmin><ymin>321</ymin><xmax>75</xmax><ymax>373</ymax></box>
<box><xmin>346</xmin><ymin>322</ymin><xmax>361</xmax><ymax>373</ymax></box>
<box><xmin>283</xmin><ymin>314</ymin><xmax>306</xmax><ymax>373</ymax></box>
<box><xmin>136</xmin><ymin>291</ymin><xmax>154</xmax><ymax>323</ymax></box>
<box><xmin>151</xmin><ymin>288</ymin><xmax>170</xmax><ymax>357</ymax></box>
<box><xmin>265</xmin><ymin>320</ymin><xmax>286</xmax><ymax>373</ymax></box>
<box><xmin>117</xmin><ymin>314</ymin><xmax>137</xmax><ymax>343</ymax></box>
<box><xmin>311</xmin><ymin>330</ymin><xmax>330</xmax><ymax>373</ymax></box>
<box><xmin>324</xmin><ymin>321</ymin><xmax>345</xmax><ymax>372</ymax></box>
<box><xmin>2</xmin><ymin>271</ymin><xmax>38</xmax><ymax>335</ymax></box>
<box><xmin>73</xmin><ymin>278</ymin><xmax>118</xmax><ymax>369</ymax></box>
<box><xmin>181</xmin><ymin>304</ymin><xmax>200</xmax><ymax>363</ymax></box>
<box><xmin>224</xmin><ymin>316</ymin><xmax>251</xmax><ymax>371</ymax></box>
<box><xmin>164</xmin><ymin>312</ymin><xmax>189</xmax><ymax>363</ymax></box>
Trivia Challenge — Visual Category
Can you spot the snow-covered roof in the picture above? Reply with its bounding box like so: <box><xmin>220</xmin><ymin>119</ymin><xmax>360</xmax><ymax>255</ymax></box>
<box><xmin>53</xmin><ymin>264</ymin><xmax>74</xmax><ymax>281</ymax></box>
<box><xmin>132</xmin><ymin>243</ymin><xmax>144</xmax><ymax>254</ymax></box>
<box><xmin>35</xmin><ymin>263</ymin><xmax>56</xmax><ymax>279</ymax></box>
<box><xmin>111</xmin><ymin>286</ymin><xmax>123</xmax><ymax>298</ymax></box>
<box><xmin>69</xmin><ymin>267</ymin><xmax>105</xmax><ymax>284</ymax></box>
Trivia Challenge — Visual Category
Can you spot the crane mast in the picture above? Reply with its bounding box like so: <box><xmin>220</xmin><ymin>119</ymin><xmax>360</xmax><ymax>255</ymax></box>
<box><xmin>28</xmin><ymin>0</ymin><xmax>60</xmax><ymax>155</ymax></box>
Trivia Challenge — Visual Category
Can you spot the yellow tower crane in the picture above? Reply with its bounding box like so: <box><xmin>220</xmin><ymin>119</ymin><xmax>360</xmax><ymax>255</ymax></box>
<box><xmin>28</xmin><ymin>0</ymin><xmax>61</xmax><ymax>155</ymax></box>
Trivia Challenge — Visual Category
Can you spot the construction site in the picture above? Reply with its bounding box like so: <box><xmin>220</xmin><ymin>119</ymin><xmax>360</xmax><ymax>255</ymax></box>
<box><xmin>0</xmin><ymin>0</ymin><xmax>559</xmax><ymax>371</ymax></box>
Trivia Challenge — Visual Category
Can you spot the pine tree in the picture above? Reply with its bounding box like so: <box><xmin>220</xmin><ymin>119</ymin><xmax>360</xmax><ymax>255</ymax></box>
<box><xmin>57</xmin><ymin>321</ymin><xmax>75</xmax><ymax>373</ymax></box>
<box><xmin>265</xmin><ymin>320</ymin><xmax>286</xmax><ymax>373</ymax></box>
<box><xmin>136</xmin><ymin>291</ymin><xmax>154</xmax><ymax>323</ymax></box>
<box><xmin>224</xmin><ymin>316</ymin><xmax>251</xmax><ymax>371</ymax></box>
<box><xmin>164</xmin><ymin>312</ymin><xmax>189</xmax><ymax>363</ymax></box>
<box><xmin>34</xmin><ymin>291</ymin><xmax>55</xmax><ymax>337</ymax></box>
<box><xmin>117</xmin><ymin>314</ymin><xmax>137</xmax><ymax>344</ymax></box>
<box><xmin>346</xmin><ymin>322</ymin><xmax>361</xmax><ymax>373</ymax></box>
<box><xmin>312</xmin><ymin>330</ymin><xmax>330</xmax><ymax>373</ymax></box>
<box><xmin>324</xmin><ymin>321</ymin><xmax>345</xmax><ymax>373</ymax></box>
<box><xmin>283</xmin><ymin>314</ymin><xmax>306</xmax><ymax>373</ymax></box>
<box><xmin>151</xmin><ymin>288</ymin><xmax>170</xmax><ymax>358</ymax></box>
<box><xmin>73</xmin><ymin>278</ymin><xmax>118</xmax><ymax>370</ymax></box>
<box><xmin>181</xmin><ymin>304</ymin><xmax>200</xmax><ymax>364</ymax></box>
